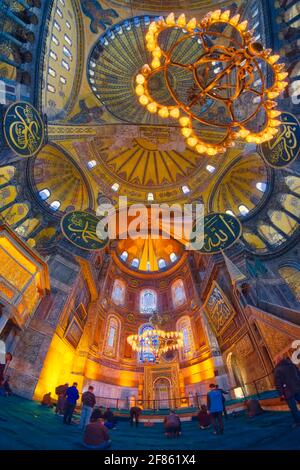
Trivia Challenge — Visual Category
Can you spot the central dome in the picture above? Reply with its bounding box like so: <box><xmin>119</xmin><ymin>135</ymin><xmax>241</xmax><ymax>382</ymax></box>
<box><xmin>117</xmin><ymin>236</ymin><xmax>184</xmax><ymax>272</ymax></box>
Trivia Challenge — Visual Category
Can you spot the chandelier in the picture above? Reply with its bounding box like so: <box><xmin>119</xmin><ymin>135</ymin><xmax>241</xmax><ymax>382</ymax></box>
<box><xmin>127</xmin><ymin>314</ymin><xmax>184</xmax><ymax>361</ymax></box>
<box><xmin>135</xmin><ymin>10</ymin><xmax>288</xmax><ymax>156</ymax></box>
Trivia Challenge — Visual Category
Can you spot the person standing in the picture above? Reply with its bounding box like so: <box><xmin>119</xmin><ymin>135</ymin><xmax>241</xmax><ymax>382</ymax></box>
<box><xmin>79</xmin><ymin>385</ymin><xmax>96</xmax><ymax>429</ymax></box>
<box><xmin>55</xmin><ymin>383</ymin><xmax>68</xmax><ymax>415</ymax></box>
<box><xmin>207</xmin><ymin>384</ymin><xmax>224</xmax><ymax>435</ymax></box>
<box><xmin>0</xmin><ymin>352</ymin><xmax>12</xmax><ymax>385</ymax></box>
<box><xmin>63</xmin><ymin>382</ymin><xmax>79</xmax><ymax>425</ymax></box>
<box><xmin>216</xmin><ymin>384</ymin><xmax>229</xmax><ymax>419</ymax></box>
<box><xmin>274</xmin><ymin>357</ymin><xmax>300</xmax><ymax>427</ymax></box>
<box><xmin>129</xmin><ymin>406</ymin><xmax>141</xmax><ymax>427</ymax></box>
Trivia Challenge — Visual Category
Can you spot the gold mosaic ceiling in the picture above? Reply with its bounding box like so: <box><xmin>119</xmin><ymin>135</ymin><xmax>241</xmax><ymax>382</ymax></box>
<box><xmin>32</xmin><ymin>144</ymin><xmax>91</xmax><ymax>212</ymax></box>
<box><xmin>209</xmin><ymin>153</ymin><xmax>269</xmax><ymax>215</ymax></box>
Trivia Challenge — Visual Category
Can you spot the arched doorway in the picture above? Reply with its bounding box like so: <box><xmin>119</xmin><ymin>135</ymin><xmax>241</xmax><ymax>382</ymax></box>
<box><xmin>153</xmin><ymin>378</ymin><xmax>171</xmax><ymax>409</ymax></box>
<box><xmin>226</xmin><ymin>352</ymin><xmax>245</xmax><ymax>394</ymax></box>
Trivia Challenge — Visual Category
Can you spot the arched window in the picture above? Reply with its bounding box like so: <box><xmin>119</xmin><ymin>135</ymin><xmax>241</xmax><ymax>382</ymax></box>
<box><xmin>120</xmin><ymin>251</ymin><xmax>128</xmax><ymax>261</ymax></box>
<box><xmin>256</xmin><ymin>182</ymin><xmax>267</xmax><ymax>192</ymax></box>
<box><xmin>103</xmin><ymin>315</ymin><xmax>121</xmax><ymax>359</ymax></box>
<box><xmin>280</xmin><ymin>194</ymin><xmax>300</xmax><ymax>218</ymax></box>
<box><xmin>242</xmin><ymin>231</ymin><xmax>266</xmax><ymax>250</ymax></box>
<box><xmin>140</xmin><ymin>289</ymin><xmax>157</xmax><ymax>314</ymax></box>
<box><xmin>111</xmin><ymin>279</ymin><xmax>125</xmax><ymax>306</ymax></box>
<box><xmin>158</xmin><ymin>258</ymin><xmax>167</xmax><ymax>269</ymax></box>
<box><xmin>206</xmin><ymin>165</ymin><xmax>216</xmax><ymax>173</ymax></box>
<box><xmin>171</xmin><ymin>279</ymin><xmax>186</xmax><ymax>308</ymax></box>
<box><xmin>0</xmin><ymin>186</ymin><xmax>17</xmax><ymax>209</ymax></box>
<box><xmin>87</xmin><ymin>160</ymin><xmax>96</xmax><ymax>169</ymax></box>
<box><xmin>285</xmin><ymin>175</ymin><xmax>300</xmax><ymax>195</ymax></box>
<box><xmin>239</xmin><ymin>205</ymin><xmax>250</xmax><ymax>216</ymax></box>
<box><xmin>131</xmin><ymin>258</ymin><xmax>139</xmax><ymax>269</ymax></box>
<box><xmin>258</xmin><ymin>224</ymin><xmax>286</xmax><ymax>245</ymax></box>
<box><xmin>170</xmin><ymin>252</ymin><xmax>178</xmax><ymax>263</ymax></box>
<box><xmin>0</xmin><ymin>166</ymin><xmax>15</xmax><ymax>185</ymax></box>
<box><xmin>176</xmin><ymin>316</ymin><xmax>194</xmax><ymax>360</ymax></box>
<box><xmin>39</xmin><ymin>189</ymin><xmax>50</xmax><ymax>200</ymax></box>
<box><xmin>278</xmin><ymin>266</ymin><xmax>300</xmax><ymax>302</ymax></box>
<box><xmin>50</xmin><ymin>200</ymin><xmax>61</xmax><ymax>211</ymax></box>
<box><xmin>138</xmin><ymin>324</ymin><xmax>157</xmax><ymax>363</ymax></box>
<box><xmin>268</xmin><ymin>210</ymin><xmax>297</xmax><ymax>236</ymax></box>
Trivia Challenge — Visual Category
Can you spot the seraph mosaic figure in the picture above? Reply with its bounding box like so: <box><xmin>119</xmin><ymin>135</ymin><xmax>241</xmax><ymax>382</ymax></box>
<box><xmin>80</xmin><ymin>0</ymin><xmax>118</xmax><ymax>33</ymax></box>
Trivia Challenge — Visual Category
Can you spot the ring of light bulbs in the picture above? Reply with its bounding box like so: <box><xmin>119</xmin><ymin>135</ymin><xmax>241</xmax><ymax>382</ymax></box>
<box><xmin>135</xmin><ymin>10</ymin><xmax>288</xmax><ymax>156</ymax></box>
<box><xmin>127</xmin><ymin>329</ymin><xmax>184</xmax><ymax>358</ymax></box>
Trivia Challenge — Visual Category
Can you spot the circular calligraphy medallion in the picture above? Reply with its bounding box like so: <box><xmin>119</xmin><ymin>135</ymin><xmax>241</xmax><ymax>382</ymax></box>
<box><xmin>3</xmin><ymin>101</ymin><xmax>44</xmax><ymax>157</ymax></box>
<box><xmin>190</xmin><ymin>212</ymin><xmax>242</xmax><ymax>254</ymax></box>
<box><xmin>61</xmin><ymin>210</ymin><xmax>109</xmax><ymax>251</ymax></box>
<box><xmin>259</xmin><ymin>112</ymin><xmax>300</xmax><ymax>168</ymax></box>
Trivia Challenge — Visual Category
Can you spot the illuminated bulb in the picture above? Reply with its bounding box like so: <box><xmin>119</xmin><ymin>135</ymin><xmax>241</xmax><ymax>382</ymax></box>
<box><xmin>269</xmin><ymin>119</ymin><xmax>281</xmax><ymax>127</ymax></box>
<box><xmin>277</xmin><ymin>72</ymin><xmax>288</xmax><ymax>80</ymax></box>
<box><xmin>230</xmin><ymin>13</ymin><xmax>240</xmax><ymax>25</ymax></box>
<box><xmin>196</xmin><ymin>144</ymin><xmax>207</xmax><ymax>153</ymax></box>
<box><xmin>139</xmin><ymin>95</ymin><xmax>149</xmax><ymax>106</ymax></box>
<box><xmin>166</xmin><ymin>12</ymin><xmax>175</xmax><ymax>25</ymax></box>
<box><xmin>145</xmin><ymin>32</ymin><xmax>154</xmax><ymax>42</ymax></box>
<box><xmin>181</xmin><ymin>127</ymin><xmax>192</xmax><ymax>137</ymax></box>
<box><xmin>274</xmin><ymin>63</ymin><xmax>285</xmax><ymax>71</ymax></box>
<box><xmin>179</xmin><ymin>116</ymin><xmax>190</xmax><ymax>126</ymax></box>
<box><xmin>151</xmin><ymin>57</ymin><xmax>161</xmax><ymax>68</ymax></box>
<box><xmin>158</xmin><ymin>107</ymin><xmax>169</xmax><ymax>118</ymax></box>
<box><xmin>238</xmin><ymin>128</ymin><xmax>250</xmax><ymax>138</ymax></box>
<box><xmin>187</xmin><ymin>136</ymin><xmax>198</xmax><ymax>147</ymax></box>
<box><xmin>220</xmin><ymin>10</ymin><xmax>231</xmax><ymax>20</ymax></box>
<box><xmin>135</xmin><ymin>84</ymin><xmax>144</xmax><ymax>96</ymax></box>
<box><xmin>267</xmin><ymin>91</ymin><xmax>280</xmax><ymax>99</ymax></box>
<box><xmin>147</xmin><ymin>41</ymin><xmax>156</xmax><ymax>51</ymax></box>
<box><xmin>147</xmin><ymin>102</ymin><xmax>157</xmax><ymax>113</ymax></box>
<box><xmin>170</xmin><ymin>108</ymin><xmax>180</xmax><ymax>118</ymax></box>
<box><xmin>153</xmin><ymin>47</ymin><xmax>162</xmax><ymax>58</ymax></box>
<box><xmin>269</xmin><ymin>54</ymin><xmax>280</xmax><ymax>64</ymax></box>
<box><xmin>275</xmin><ymin>81</ymin><xmax>288</xmax><ymax>90</ymax></box>
<box><xmin>265</xmin><ymin>100</ymin><xmax>277</xmax><ymax>109</ymax></box>
<box><xmin>177</xmin><ymin>13</ymin><xmax>186</xmax><ymax>27</ymax></box>
<box><xmin>238</xmin><ymin>20</ymin><xmax>248</xmax><ymax>31</ymax></box>
<box><xmin>149</xmin><ymin>22</ymin><xmax>158</xmax><ymax>32</ymax></box>
<box><xmin>269</xmin><ymin>127</ymin><xmax>279</xmax><ymax>135</ymax></box>
<box><xmin>187</xmin><ymin>17</ymin><xmax>197</xmax><ymax>30</ymax></box>
<box><xmin>246</xmin><ymin>135</ymin><xmax>254</xmax><ymax>143</ymax></box>
<box><xmin>207</xmin><ymin>147</ymin><xmax>217</xmax><ymax>156</ymax></box>
<box><xmin>136</xmin><ymin>74</ymin><xmax>145</xmax><ymax>85</ymax></box>
<box><xmin>268</xmin><ymin>110</ymin><xmax>281</xmax><ymax>118</ymax></box>
<box><xmin>211</xmin><ymin>9</ymin><xmax>221</xmax><ymax>20</ymax></box>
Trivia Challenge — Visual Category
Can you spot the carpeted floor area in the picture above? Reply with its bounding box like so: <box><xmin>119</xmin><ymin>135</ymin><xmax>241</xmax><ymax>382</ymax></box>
<box><xmin>0</xmin><ymin>395</ymin><xmax>300</xmax><ymax>450</ymax></box>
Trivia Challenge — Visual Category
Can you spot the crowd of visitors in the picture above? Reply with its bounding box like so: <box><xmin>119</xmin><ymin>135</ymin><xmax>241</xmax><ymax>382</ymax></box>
<box><xmin>31</xmin><ymin>357</ymin><xmax>300</xmax><ymax>449</ymax></box>
<box><xmin>1</xmin><ymin>349</ymin><xmax>300</xmax><ymax>449</ymax></box>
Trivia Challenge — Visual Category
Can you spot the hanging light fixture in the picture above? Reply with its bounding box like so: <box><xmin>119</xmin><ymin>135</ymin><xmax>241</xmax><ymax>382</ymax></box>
<box><xmin>135</xmin><ymin>10</ymin><xmax>288</xmax><ymax>156</ymax></box>
<box><xmin>127</xmin><ymin>313</ymin><xmax>184</xmax><ymax>361</ymax></box>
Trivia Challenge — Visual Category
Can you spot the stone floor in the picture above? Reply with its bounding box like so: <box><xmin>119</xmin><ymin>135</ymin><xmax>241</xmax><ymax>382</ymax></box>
<box><xmin>0</xmin><ymin>395</ymin><xmax>300</xmax><ymax>450</ymax></box>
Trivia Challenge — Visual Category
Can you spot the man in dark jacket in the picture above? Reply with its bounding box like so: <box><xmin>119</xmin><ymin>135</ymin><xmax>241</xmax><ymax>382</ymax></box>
<box><xmin>79</xmin><ymin>385</ymin><xmax>96</xmax><ymax>429</ymax></box>
<box><xmin>129</xmin><ymin>406</ymin><xmax>142</xmax><ymax>427</ymax></box>
<box><xmin>63</xmin><ymin>382</ymin><xmax>79</xmax><ymax>425</ymax></box>
<box><xmin>274</xmin><ymin>357</ymin><xmax>300</xmax><ymax>426</ymax></box>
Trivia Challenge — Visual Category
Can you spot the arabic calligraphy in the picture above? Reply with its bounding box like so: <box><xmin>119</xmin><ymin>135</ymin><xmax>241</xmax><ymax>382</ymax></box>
<box><xmin>3</xmin><ymin>102</ymin><xmax>44</xmax><ymax>157</ymax></box>
<box><xmin>260</xmin><ymin>112</ymin><xmax>300</xmax><ymax>168</ymax></box>
<box><xmin>61</xmin><ymin>211</ymin><xmax>109</xmax><ymax>251</ymax></box>
<box><xmin>197</xmin><ymin>212</ymin><xmax>242</xmax><ymax>254</ymax></box>
<box><xmin>205</xmin><ymin>283</ymin><xmax>235</xmax><ymax>335</ymax></box>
